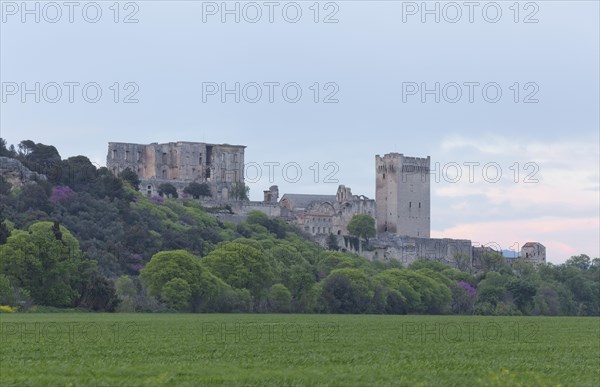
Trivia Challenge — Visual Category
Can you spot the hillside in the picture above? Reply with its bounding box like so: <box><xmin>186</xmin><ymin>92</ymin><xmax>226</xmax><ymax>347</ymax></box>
<box><xmin>0</xmin><ymin>138</ymin><xmax>598</xmax><ymax>315</ymax></box>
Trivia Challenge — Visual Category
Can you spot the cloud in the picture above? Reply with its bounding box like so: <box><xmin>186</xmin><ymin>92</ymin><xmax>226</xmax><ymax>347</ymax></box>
<box><xmin>432</xmin><ymin>216</ymin><xmax>599</xmax><ymax>264</ymax></box>
<box><xmin>432</xmin><ymin>135</ymin><xmax>599</xmax><ymax>263</ymax></box>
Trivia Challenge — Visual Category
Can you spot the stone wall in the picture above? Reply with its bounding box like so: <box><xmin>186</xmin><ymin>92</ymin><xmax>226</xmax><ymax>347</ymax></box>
<box><xmin>107</xmin><ymin>141</ymin><xmax>245</xmax><ymax>200</ymax></box>
<box><xmin>201</xmin><ymin>199</ymin><xmax>282</xmax><ymax>217</ymax></box>
<box><xmin>350</xmin><ymin>232</ymin><xmax>472</xmax><ymax>266</ymax></box>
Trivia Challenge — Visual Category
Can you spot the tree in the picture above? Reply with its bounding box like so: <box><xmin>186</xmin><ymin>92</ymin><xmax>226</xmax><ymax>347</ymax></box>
<box><xmin>316</xmin><ymin>251</ymin><xmax>362</xmax><ymax>278</ymax></box>
<box><xmin>451</xmin><ymin>281</ymin><xmax>476</xmax><ymax>314</ymax></box>
<box><xmin>0</xmin><ymin>221</ymin><xmax>89</xmax><ymax>307</ymax></box>
<box><xmin>474</xmin><ymin>272</ymin><xmax>512</xmax><ymax>315</ymax></box>
<box><xmin>115</xmin><ymin>275</ymin><xmax>138</xmax><ymax>312</ymax></box>
<box><xmin>532</xmin><ymin>284</ymin><xmax>562</xmax><ymax>316</ymax></box>
<box><xmin>162</xmin><ymin>277</ymin><xmax>192</xmax><ymax>311</ymax></box>
<box><xmin>119</xmin><ymin>168</ymin><xmax>141</xmax><ymax>190</ymax></box>
<box><xmin>230</xmin><ymin>182</ymin><xmax>249</xmax><ymax>201</ymax></box>
<box><xmin>326</xmin><ymin>233</ymin><xmax>339</xmax><ymax>251</ymax></box>
<box><xmin>202</xmin><ymin>242</ymin><xmax>274</xmax><ymax>299</ymax></box>
<box><xmin>268</xmin><ymin>283</ymin><xmax>292</xmax><ymax>312</ymax></box>
<box><xmin>0</xmin><ymin>206</ymin><xmax>10</xmax><ymax>245</ymax></box>
<box><xmin>0</xmin><ymin>138</ymin><xmax>16</xmax><ymax>158</ymax></box>
<box><xmin>140</xmin><ymin>250</ymin><xmax>230</xmax><ymax>312</ymax></box>
<box><xmin>375</xmin><ymin>269</ymin><xmax>420</xmax><ymax>314</ymax></box>
<box><xmin>95</xmin><ymin>168</ymin><xmax>127</xmax><ymax>200</ymax></box>
<box><xmin>184</xmin><ymin>182</ymin><xmax>212</xmax><ymax>199</ymax></box>
<box><xmin>480</xmin><ymin>250</ymin><xmax>508</xmax><ymax>273</ymax></box>
<box><xmin>0</xmin><ymin>273</ymin><xmax>31</xmax><ymax>309</ymax></box>
<box><xmin>57</xmin><ymin>156</ymin><xmax>98</xmax><ymax>189</ymax></box>
<box><xmin>347</xmin><ymin>214</ymin><xmax>376</xmax><ymax>241</ymax></box>
<box><xmin>77</xmin><ymin>272</ymin><xmax>118</xmax><ymax>311</ymax></box>
<box><xmin>158</xmin><ymin>183</ymin><xmax>178</xmax><ymax>198</ymax></box>
<box><xmin>17</xmin><ymin>140</ymin><xmax>61</xmax><ymax>170</ymax></box>
<box><xmin>565</xmin><ymin>254</ymin><xmax>591</xmax><ymax>270</ymax></box>
<box><xmin>246</xmin><ymin>211</ymin><xmax>287</xmax><ymax>238</ymax></box>
<box><xmin>453</xmin><ymin>253</ymin><xmax>472</xmax><ymax>273</ymax></box>
<box><xmin>320</xmin><ymin>268</ymin><xmax>376</xmax><ymax>313</ymax></box>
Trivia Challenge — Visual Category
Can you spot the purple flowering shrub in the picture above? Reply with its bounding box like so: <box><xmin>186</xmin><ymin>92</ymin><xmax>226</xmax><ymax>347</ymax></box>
<box><xmin>458</xmin><ymin>281</ymin><xmax>477</xmax><ymax>299</ymax></box>
<box><xmin>150</xmin><ymin>195</ymin><xmax>164</xmax><ymax>205</ymax></box>
<box><xmin>50</xmin><ymin>185</ymin><xmax>76</xmax><ymax>202</ymax></box>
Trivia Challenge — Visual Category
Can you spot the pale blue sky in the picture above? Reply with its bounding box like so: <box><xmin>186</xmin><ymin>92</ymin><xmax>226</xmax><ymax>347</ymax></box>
<box><xmin>1</xmin><ymin>1</ymin><xmax>599</xmax><ymax>262</ymax></box>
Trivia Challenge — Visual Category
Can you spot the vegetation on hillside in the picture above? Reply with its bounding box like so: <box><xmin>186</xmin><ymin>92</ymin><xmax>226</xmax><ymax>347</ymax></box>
<box><xmin>0</xmin><ymin>138</ymin><xmax>598</xmax><ymax>315</ymax></box>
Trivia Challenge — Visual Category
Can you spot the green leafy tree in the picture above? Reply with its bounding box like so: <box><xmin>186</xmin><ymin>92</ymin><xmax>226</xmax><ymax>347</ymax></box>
<box><xmin>57</xmin><ymin>156</ymin><xmax>98</xmax><ymax>189</ymax></box>
<box><xmin>326</xmin><ymin>233</ymin><xmax>339</xmax><ymax>251</ymax></box>
<box><xmin>532</xmin><ymin>284</ymin><xmax>562</xmax><ymax>316</ymax></box>
<box><xmin>158</xmin><ymin>183</ymin><xmax>179</xmax><ymax>198</ymax></box>
<box><xmin>115</xmin><ymin>275</ymin><xmax>139</xmax><ymax>312</ymax></box>
<box><xmin>320</xmin><ymin>268</ymin><xmax>376</xmax><ymax>313</ymax></box>
<box><xmin>267</xmin><ymin>283</ymin><xmax>292</xmax><ymax>312</ymax></box>
<box><xmin>480</xmin><ymin>250</ymin><xmax>508</xmax><ymax>273</ymax></box>
<box><xmin>230</xmin><ymin>182</ymin><xmax>250</xmax><ymax>201</ymax></box>
<box><xmin>409</xmin><ymin>258</ymin><xmax>450</xmax><ymax>272</ymax></box>
<box><xmin>453</xmin><ymin>253</ymin><xmax>472</xmax><ymax>273</ymax></box>
<box><xmin>77</xmin><ymin>272</ymin><xmax>118</xmax><ymax>311</ymax></box>
<box><xmin>202</xmin><ymin>242</ymin><xmax>274</xmax><ymax>299</ymax></box>
<box><xmin>347</xmin><ymin>214</ymin><xmax>376</xmax><ymax>246</ymax></box>
<box><xmin>316</xmin><ymin>251</ymin><xmax>362</xmax><ymax>278</ymax></box>
<box><xmin>119</xmin><ymin>168</ymin><xmax>141</xmax><ymax>190</ymax></box>
<box><xmin>474</xmin><ymin>272</ymin><xmax>512</xmax><ymax>315</ymax></box>
<box><xmin>94</xmin><ymin>168</ymin><xmax>127</xmax><ymax>200</ymax></box>
<box><xmin>184</xmin><ymin>182</ymin><xmax>212</xmax><ymax>199</ymax></box>
<box><xmin>506</xmin><ymin>277</ymin><xmax>537</xmax><ymax>314</ymax></box>
<box><xmin>0</xmin><ymin>273</ymin><xmax>31</xmax><ymax>308</ymax></box>
<box><xmin>0</xmin><ymin>206</ymin><xmax>10</xmax><ymax>244</ymax></box>
<box><xmin>162</xmin><ymin>277</ymin><xmax>192</xmax><ymax>311</ymax></box>
<box><xmin>0</xmin><ymin>221</ymin><xmax>89</xmax><ymax>307</ymax></box>
<box><xmin>17</xmin><ymin>140</ymin><xmax>61</xmax><ymax>170</ymax></box>
<box><xmin>375</xmin><ymin>269</ymin><xmax>420</xmax><ymax>314</ymax></box>
<box><xmin>565</xmin><ymin>254</ymin><xmax>591</xmax><ymax>270</ymax></box>
<box><xmin>140</xmin><ymin>250</ymin><xmax>229</xmax><ymax>312</ymax></box>
<box><xmin>347</xmin><ymin>214</ymin><xmax>376</xmax><ymax>240</ymax></box>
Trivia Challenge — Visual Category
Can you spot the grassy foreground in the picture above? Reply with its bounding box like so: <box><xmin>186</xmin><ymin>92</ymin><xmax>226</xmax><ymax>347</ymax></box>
<box><xmin>0</xmin><ymin>314</ymin><xmax>598</xmax><ymax>386</ymax></box>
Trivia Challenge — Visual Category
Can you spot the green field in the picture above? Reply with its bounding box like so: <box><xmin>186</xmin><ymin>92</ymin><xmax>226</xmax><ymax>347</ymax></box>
<box><xmin>0</xmin><ymin>314</ymin><xmax>598</xmax><ymax>386</ymax></box>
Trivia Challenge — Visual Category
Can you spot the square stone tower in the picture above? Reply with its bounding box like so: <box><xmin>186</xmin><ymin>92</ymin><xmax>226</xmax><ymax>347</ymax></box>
<box><xmin>375</xmin><ymin>153</ymin><xmax>430</xmax><ymax>238</ymax></box>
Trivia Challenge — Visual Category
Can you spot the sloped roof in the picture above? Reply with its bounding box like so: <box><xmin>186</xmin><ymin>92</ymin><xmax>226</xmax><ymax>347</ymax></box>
<box><xmin>280</xmin><ymin>194</ymin><xmax>336</xmax><ymax>210</ymax></box>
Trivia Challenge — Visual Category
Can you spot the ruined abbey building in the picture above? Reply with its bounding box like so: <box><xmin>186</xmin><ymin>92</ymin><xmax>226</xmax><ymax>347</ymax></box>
<box><xmin>280</xmin><ymin>185</ymin><xmax>376</xmax><ymax>237</ymax></box>
<box><xmin>106</xmin><ymin>141</ymin><xmax>245</xmax><ymax>200</ymax></box>
<box><xmin>104</xmin><ymin>142</ymin><xmax>546</xmax><ymax>267</ymax></box>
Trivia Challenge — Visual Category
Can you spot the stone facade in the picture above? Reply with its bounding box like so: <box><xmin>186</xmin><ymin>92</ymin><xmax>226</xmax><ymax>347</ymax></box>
<box><xmin>376</xmin><ymin>153</ymin><xmax>430</xmax><ymax>238</ymax></box>
<box><xmin>106</xmin><ymin>141</ymin><xmax>245</xmax><ymax>200</ymax></box>
<box><xmin>280</xmin><ymin>185</ymin><xmax>376</xmax><ymax>236</ymax></box>
<box><xmin>520</xmin><ymin>242</ymin><xmax>546</xmax><ymax>265</ymax></box>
